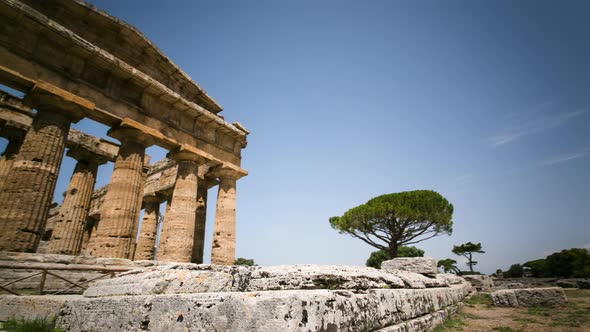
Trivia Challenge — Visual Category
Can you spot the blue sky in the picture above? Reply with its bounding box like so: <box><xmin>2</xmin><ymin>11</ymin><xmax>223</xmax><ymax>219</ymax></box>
<box><xmin>3</xmin><ymin>0</ymin><xmax>589</xmax><ymax>273</ymax></box>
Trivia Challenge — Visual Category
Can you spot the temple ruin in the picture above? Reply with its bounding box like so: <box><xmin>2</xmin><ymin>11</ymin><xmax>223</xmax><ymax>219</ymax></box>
<box><xmin>0</xmin><ymin>0</ymin><xmax>248</xmax><ymax>265</ymax></box>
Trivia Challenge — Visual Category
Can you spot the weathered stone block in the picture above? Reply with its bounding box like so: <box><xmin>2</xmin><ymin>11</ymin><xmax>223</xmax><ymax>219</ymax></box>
<box><xmin>463</xmin><ymin>275</ymin><xmax>494</xmax><ymax>291</ymax></box>
<box><xmin>491</xmin><ymin>287</ymin><xmax>568</xmax><ymax>307</ymax></box>
<box><xmin>84</xmin><ymin>264</ymin><xmax>408</xmax><ymax>297</ymax></box>
<box><xmin>381</xmin><ymin>257</ymin><xmax>438</xmax><ymax>276</ymax></box>
<box><xmin>59</xmin><ymin>285</ymin><xmax>472</xmax><ymax>332</ymax></box>
<box><xmin>0</xmin><ymin>295</ymin><xmax>77</xmax><ymax>321</ymax></box>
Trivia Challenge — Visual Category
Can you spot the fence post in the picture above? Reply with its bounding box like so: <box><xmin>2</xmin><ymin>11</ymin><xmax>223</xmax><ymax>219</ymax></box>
<box><xmin>38</xmin><ymin>270</ymin><xmax>47</xmax><ymax>295</ymax></box>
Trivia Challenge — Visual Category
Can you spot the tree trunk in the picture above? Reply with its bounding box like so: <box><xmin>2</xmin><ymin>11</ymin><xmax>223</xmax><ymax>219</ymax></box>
<box><xmin>468</xmin><ymin>253</ymin><xmax>474</xmax><ymax>273</ymax></box>
<box><xmin>388</xmin><ymin>243</ymin><xmax>399</xmax><ymax>259</ymax></box>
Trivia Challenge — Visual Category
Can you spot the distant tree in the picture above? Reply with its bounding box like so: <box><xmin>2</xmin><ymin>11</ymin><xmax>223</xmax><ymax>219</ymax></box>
<box><xmin>495</xmin><ymin>269</ymin><xmax>503</xmax><ymax>277</ymax></box>
<box><xmin>545</xmin><ymin>248</ymin><xmax>590</xmax><ymax>278</ymax></box>
<box><xmin>504</xmin><ymin>264</ymin><xmax>524</xmax><ymax>278</ymax></box>
<box><xmin>523</xmin><ymin>259</ymin><xmax>548</xmax><ymax>278</ymax></box>
<box><xmin>330</xmin><ymin>190</ymin><xmax>453</xmax><ymax>258</ymax></box>
<box><xmin>366</xmin><ymin>246</ymin><xmax>425</xmax><ymax>269</ymax></box>
<box><xmin>452</xmin><ymin>242</ymin><xmax>485</xmax><ymax>273</ymax></box>
<box><xmin>437</xmin><ymin>259</ymin><xmax>461</xmax><ymax>274</ymax></box>
<box><xmin>234</xmin><ymin>258</ymin><xmax>256</xmax><ymax>266</ymax></box>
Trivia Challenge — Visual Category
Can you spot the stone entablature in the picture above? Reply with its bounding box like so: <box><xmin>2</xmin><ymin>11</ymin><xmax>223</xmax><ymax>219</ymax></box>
<box><xmin>0</xmin><ymin>0</ymin><xmax>248</xmax><ymax>167</ymax></box>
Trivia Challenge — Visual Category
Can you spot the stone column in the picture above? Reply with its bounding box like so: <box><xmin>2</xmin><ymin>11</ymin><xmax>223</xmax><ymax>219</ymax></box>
<box><xmin>0</xmin><ymin>110</ymin><xmax>77</xmax><ymax>252</ymax></box>
<box><xmin>46</xmin><ymin>149</ymin><xmax>105</xmax><ymax>255</ymax></box>
<box><xmin>192</xmin><ymin>179</ymin><xmax>209</xmax><ymax>264</ymax></box>
<box><xmin>134</xmin><ymin>194</ymin><xmax>160</xmax><ymax>260</ymax></box>
<box><xmin>158</xmin><ymin>150</ymin><xmax>201</xmax><ymax>263</ymax></box>
<box><xmin>210</xmin><ymin>169</ymin><xmax>240</xmax><ymax>265</ymax></box>
<box><xmin>0</xmin><ymin>129</ymin><xmax>24</xmax><ymax>191</ymax></box>
<box><xmin>89</xmin><ymin>127</ymin><xmax>152</xmax><ymax>259</ymax></box>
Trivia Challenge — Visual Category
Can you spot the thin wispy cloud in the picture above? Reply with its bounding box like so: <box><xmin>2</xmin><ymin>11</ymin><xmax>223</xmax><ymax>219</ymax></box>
<box><xmin>488</xmin><ymin>109</ymin><xmax>585</xmax><ymax>147</ymax></box>
<box><xmin>454</xmin><ymin>174</ymin><xmax>474</xmax><ymax>185</ymax></box>
<box><xmin>539</xmin><ymin>148</ymin><xmax>590</xmax><ymax>166</ymax></box>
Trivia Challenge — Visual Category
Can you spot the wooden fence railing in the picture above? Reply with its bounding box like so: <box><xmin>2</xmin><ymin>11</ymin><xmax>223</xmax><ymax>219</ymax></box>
<box><xmin>0</xmin><ymin>264</ymin><xmax>131</xmax><ymax>296</ymax></box>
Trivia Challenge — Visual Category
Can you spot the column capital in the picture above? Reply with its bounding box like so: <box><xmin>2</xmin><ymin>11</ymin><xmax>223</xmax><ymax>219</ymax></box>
<box><xmin>142</xmin><ymin>192</ymin><xmax>161</xmax><ymax>205</ymax></box>
<box><xmin>66</xmin><ymin>147</ymin><xmax>109</xmax><ymax>166</ymax></box>
<box><xmin>209</xmin><ymin>165</ymin><xmax>247</xmax><ymax>180</ymax></box>
<box><xmin>107</xmin><ymin>126</ymin><xmax>155</xmax><ymax>147</ymax></box>
<box><xmin>23</xmin><ymin>82</ymin><xmax>91</xmax><ymax>122</ymax></box>
<box><xmin>167</xmin><ymin>145</ymin><xmax>211</xmax><ymax>164</ymax></box>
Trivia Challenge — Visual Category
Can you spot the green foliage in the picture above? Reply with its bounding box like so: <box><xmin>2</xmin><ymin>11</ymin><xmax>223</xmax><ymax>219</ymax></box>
<box><xmin>503</xmin><ymin>264</ymin><xmax>524</xmax><ymax>278</ymax></box>
<box><xmin>366</xmin><ymin>246</ymin><xmax>424</xmax><ymax>269</ymax></box>
<box><xmin>437</xmin><ymin>258</ymin><xmax>460</xmax><ymax>274</ymax></box>
<box><xmin>330</xmin><ymin>190</ymin><xmax>453</xmax><ymax>257</ymax></box>
<box><xmin>522</xmin><ymin>259</ymin><xmax>547</xmax><ymax>278</ymax></box>
<box><xmin>234</xmin><ymin>257</ymin><xmax>256</xmax><ymax>266</ymax></box>
<box><xmin>1</xmin><ymin>316</ymin><xmax>63</xmax><ymax>332</ymax></box>
<box><xmin>397</xmin><ymin>246</ymin><xmax>425</xmax><ymax>257</ymax></box>
<box><xmin>452</xmin><ymin>242</ymin><xmax>485</xmax><ymax>273</ymax></box>
<box><xmin>366</xmin><ymin>250</ymin><xmax>390</xmax><ymax>269</ymax></box>
<box><xmin>545</xmin><ymin>248</ymin><xmax>590</xmax><ymax>278</ymax></box>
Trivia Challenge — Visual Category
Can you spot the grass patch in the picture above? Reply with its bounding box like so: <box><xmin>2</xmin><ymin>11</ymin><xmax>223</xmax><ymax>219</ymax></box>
<box><xmin>492</xmin><ymin>327</ymin><xmax>523</xmax><ymax>332</ymax></box>
<box><xmin>513</xmin><ymin>316</ymin><xmax>537</xmax><ymax>324</ymax></box>
<box><xmin>433</xmin><ymin>314</ymin><xmax>466</xmax><ymax>331</ymax></box>
<box><xmin>463</xmin><ymin>312</ymin><xmax>487</xmax><ymax>320</ymax></box>
<box><xmin>465</xmin><ymin>293</ymin><xmax>492</xmax><ymax>306</ymax></box>
<box><xmin>564</xmin><ymin>289</ymin><xmax>590</xmax><ymax>299</ymax></box>
<box><xmin>548</xmin><ymin>306</ymin><xmax>590</xmax><ymax>328</ymax></box>
<box><xmin>1</xmin><ymin>316</ymin><xmax>63</xmax><ymax>332</ymax></box>
<box><xmin>525</xmin><ymin>306</ymin><xmax>551</xmax><ymax>316</ymax></box>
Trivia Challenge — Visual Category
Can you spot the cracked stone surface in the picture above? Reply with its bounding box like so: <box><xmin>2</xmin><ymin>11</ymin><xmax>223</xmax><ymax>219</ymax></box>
<box><xmin>84</xmin><ymin>264</ymin><xmax>410</xmax><ymax>297</ymax></box>
<box><xmin>491</xmin><ymin>287</ymin><xmax>568</xmax><ymax>307</ymax></box>
<box><xmin>59</xmin><ymin>284</ymin><xmax>472</xmax><ymax>332</ymax></box>
<box><xmin>381</xmin><ymin>257</ymin><xmax>438</xmax><ymax>276</ymax></box>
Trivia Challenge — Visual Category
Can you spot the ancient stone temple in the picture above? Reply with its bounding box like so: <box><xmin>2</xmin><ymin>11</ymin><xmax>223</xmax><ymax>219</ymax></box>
<box><xmin>0</xmin><ymin>0</ymin><xmax>248</xmax><ymax>264</ymax></box>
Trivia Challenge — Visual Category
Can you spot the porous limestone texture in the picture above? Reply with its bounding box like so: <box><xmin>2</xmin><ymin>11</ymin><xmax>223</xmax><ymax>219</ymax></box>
<box><xmin>463</xmin><ymin>275</ymin><xmax>494</xmax><ymax>291</ymax></box>
<box><xmin>491</xmin><ymin>287</ymin><xmax>568</xmax><ymax>307</ymax></box>
<box><xmin>58</xmin><ymin>285</ymin><xmax>472</xmax><ymax>332</ymax></box>
<box><xmin>376</xmin><ymin>304</ymin><xmax>461</xmax><ymax>332</ymax></box>
<box><xmin>0</xmin><ymin>110</ymin><xmax>72</xmax><ymax>252</ymax></box>
<box><xmin>0</xmin><ymin>295</ymin><xmax>78</xmax><ymax>321</ymax></box>
<box><xmin>381</xmin><ymin>257</ymin><xmax>438</xmax><ymax>276</ymax></box>
<box><xmin>83</xmin><ymin>264</ymin><xmax>409</xmax><ymax>297</ymax></box>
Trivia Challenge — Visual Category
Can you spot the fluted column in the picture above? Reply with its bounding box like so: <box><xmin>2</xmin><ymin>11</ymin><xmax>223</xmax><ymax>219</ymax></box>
<box><xmin>47</xmin><ymin>149</ymin><xmax>105</xmax><ymax>255</ymax></box>
<box><xmin>0</xmin><ymin>131</ymin><xmax>23</xmax><ymax>191</ymax></box>
<box><xmin>158</xmin><ymin>150</ymin><xmax>201</xmax><ymax>262</ymax></box>
<box><xmin>134</xmin><ymin>194</ymin><xmax>160</xmax><ymax>260</ymax></box>
<box><xmin>211</xmin><ymin>169</ymin><xmax>240</xmax><ymax>265</ymax></box>
<box><xmin>192</xmin><ymin>179</ymin><xmax>209</xmax><ymax>264</ymax></box>
<box><xmin>89</xmin><ymin>127</ymin><xmax>152</xmax><ymax>258</ymax></box>
<box><xmin>0</xmin><ymin>110</ymin><xmax>75</xmax><ymax>252</ymax></box>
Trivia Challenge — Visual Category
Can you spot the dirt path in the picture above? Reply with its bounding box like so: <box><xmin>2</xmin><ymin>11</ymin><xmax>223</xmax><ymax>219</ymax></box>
<box><xmin>435</xmin><ymin>289</ymin><xmax>590</xmax><ymax>332</ymax></box>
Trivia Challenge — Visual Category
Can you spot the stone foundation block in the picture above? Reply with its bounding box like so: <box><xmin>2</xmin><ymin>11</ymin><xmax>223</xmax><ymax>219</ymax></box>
<box><xmin>491</xmin><ymin>287</ymin><xmax>568</xmax><ymax>307</ymax></box>
<box><xmin>381</xmin><ymin>257</ymin><xmax>438</xmax><ymax>276</ymax></box>
<box><xmin>59</xmin><ymin>285</ymin><xmax>472</xmax><ymax>332</ymax></box>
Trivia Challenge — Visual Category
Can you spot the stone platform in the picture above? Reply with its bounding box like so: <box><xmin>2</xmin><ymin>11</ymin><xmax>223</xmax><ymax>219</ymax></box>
<box><xmin>0</xmin><ymin>261</ymin><xmax>473</xmax><ymax>331</ymax></box>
